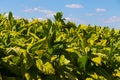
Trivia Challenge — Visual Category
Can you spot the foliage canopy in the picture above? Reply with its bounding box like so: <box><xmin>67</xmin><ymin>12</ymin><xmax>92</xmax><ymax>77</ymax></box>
<box><xmin>0</xmin><ymin>12</ymin><xmax>120</xmax><ymax>80</ymax></box>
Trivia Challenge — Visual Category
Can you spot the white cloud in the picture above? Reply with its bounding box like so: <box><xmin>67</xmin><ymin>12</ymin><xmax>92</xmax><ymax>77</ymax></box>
<box><xmin>5</xmin><ymin>13</ymin><xmax>21</xmax><ymax>19</ymax></box>
<box><xmin>38</xmin><ymin>17</ymin><xmax>43</xmax><ymax>20</ymax></box>
<box><xmin>86</xmin><ymin>13</ymin><xmax>96</xmax><ymax>16</ymax></box>
<box><xmin>23</xmin><ymin>7</ymin><xmax>55</xmax><ymax>17</ymax></box>
<box><xmin>65</xmin><ymin>4</ymin><xmax>84</xmax><ymax>8</ymax></box>
<box><xmin>65</xmin><ymin>17</ymin><xmax>71</xmax><ymax>21</ymax></box>
<box><xmin>105</xmin><ymin>16</ymin><xmax>120</xmax><ymax>23</ymax></box>
<box><xmin>13</xmin><ymin>15</ymin><xmax>21</xmax><ymax>19</ymax></box>
<box><xmin>65</xmin><ymin>17</ymin><xmax>85</xmax><ymax>24</ymax></box>
<box><xmin>96</xmin><ymin>8</ymin><xmax>106</xmax><ymax>12</ymax></box>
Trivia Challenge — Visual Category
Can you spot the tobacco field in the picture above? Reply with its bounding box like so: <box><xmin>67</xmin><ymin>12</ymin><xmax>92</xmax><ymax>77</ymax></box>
<box><xmin>0</xmin><ymin>12</ymin><xmax>120</xmax><ymax>80</ymax></box>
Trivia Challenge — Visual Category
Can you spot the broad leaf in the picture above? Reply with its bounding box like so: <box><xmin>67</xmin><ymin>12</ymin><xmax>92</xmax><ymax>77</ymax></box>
<box><xmin>77</xmin><ymin>55</ymin><xmax>88</xmax><ymax>70</ymax></box>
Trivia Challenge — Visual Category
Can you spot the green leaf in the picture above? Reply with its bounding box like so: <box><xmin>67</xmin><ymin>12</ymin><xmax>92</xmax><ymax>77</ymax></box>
<box><xmin>2</xmin><ymin>76</ymin><xmax>16</xmax><ymax>80</ymax></box>
<box><xmin>29</xmin><ymin>32</ymin><xmax>40</xmax><ymax>40</ymax></box>
<box><xmin>54</xmin><ymin>12</ymin><xmax>63</xmax><ymax>21</ymax></box>
<box><xmin>11</xmin><ymin>56</ymin><xmax>20</xmax><ymax>65</ymax></box>
<box><xmin>114</xmin><ymin>54</ymin><xmax>120</xmax><ymax>62</ymax></box>
<box><xmin>27</xmin><ymin>37</ymin><xmax>46</xmax><ymax>53</ymax></box>
<box><xmin>65</xmin><ymin>72</ymin><xmax>76</xmax><ymax>80</ymax></box>
<box><xmin>2</xmin><ymin>55</ymin><xmax>14</xmax><ymax>63</ymax></box>
<box><xmin>77</xmin><ymin>55</ymin><xmax>88</xmax><ymax>70</ymax></box>
<box><xmin>96</xmin><ymin>67</ymin><xmax>113</xmax><ymax>80</ymax></box>
<box><xmin>0</xmin><ymin>72</ymin><xmax>2</xmax><ymax>80</ymax></box>
<box><xmin>23</xmin><ymin>52</ymin><xmax>33</xmax><ymax>70</ymax></box>
<box><xmin>8</xmin><ymin>12</ymin><xmax>13</xmax><ymax>21</ymax></box>
<box><xmin>0</xmin><ymin>18</ymin><xmax>6</xmax><ymax>27</ymax></box>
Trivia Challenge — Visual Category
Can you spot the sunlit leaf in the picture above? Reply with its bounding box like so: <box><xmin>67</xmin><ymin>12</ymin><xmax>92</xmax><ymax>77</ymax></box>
<box><xmin>43</xmin><ymin>62</ymin><xmax>55</xmax><ymax>74</ymax></box>
<box><xmin>92</xmin><ymin>55</ymin><xmax>102</xmax><ymax>65</ymax></box>
<box><xmin>36</xmin><ymin>59</ymin><xmax>43</xmax><ymax>71</ymax></box>
<box><xmin>60</xmin><ymin>55</ymin><xmax>70</xmax><ymax>65</ymax></box>
<box><xmin>0</xmin><ymin>12</ymin><xmax>120</xmax><ymax>80</ymax></box>
<box><xmin>25</xmin><ymin>72</ymin><xmax>30</xmax><ymax>80</ymax></box>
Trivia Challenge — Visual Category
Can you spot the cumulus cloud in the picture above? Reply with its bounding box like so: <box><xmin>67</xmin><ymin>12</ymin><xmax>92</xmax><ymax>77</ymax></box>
<box><xmin>23</xmin><ymin>7</ymin><xmax>55</xmax><ymax>17</ymax></box>
<box><xmin>65</xmin><ymin>17</ymin><xmax>85</xmax><ymax>24</ymax></box>
<box><xmin>65</xmin><ymin>4</ymin><xmax>84</xmax><ymax>8</ymax></box>
<box><xmin>105</xmin><ymin>16</ymin><xmax>120</xmax><ymax>23</ymax></box>
<box><xmin>96</xmin><ymin>8</ymin><xmax>106</xmax><ymax>12</ymax></box>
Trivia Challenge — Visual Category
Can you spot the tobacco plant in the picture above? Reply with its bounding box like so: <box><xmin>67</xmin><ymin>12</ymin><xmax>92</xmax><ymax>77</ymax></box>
<box><xmin>0</xmin><ymin>12</ymin><xmax>120</xmax><ymax>80</ymax></box>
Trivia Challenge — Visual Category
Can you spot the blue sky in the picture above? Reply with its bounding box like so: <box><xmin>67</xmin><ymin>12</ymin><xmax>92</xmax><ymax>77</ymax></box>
<box><xmin>0</xmin><ymin>0</ymin><xmax>120</xmax><ymax>29</ymax></box>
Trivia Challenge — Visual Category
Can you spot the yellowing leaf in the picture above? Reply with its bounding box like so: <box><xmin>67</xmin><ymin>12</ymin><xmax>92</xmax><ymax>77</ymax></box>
<box><xmin>116</xmin><ymin>70</ymin><xmax>120</xmax><ymax>77</ymax></box>
<box><xmin>114</xmin><ymin>55</ymin><xmax>120</xmax><ymax>62</ymax></box>
<box><xmin>43</xmin><ymin>62</ymin><xmax>55</xmax><ymax>74</ymax></box>
<box><xmin>113</xmin><ymin>68</ymin><xmax>120</xmax><ymax>77</ymax></box>
<box><xmin>89</xmin><ymin>40</ymin><xmax>94</xmax><ymax>45</ymax></box>
<box><xmin>85</xmin><ymin>47</ymin><xmax>90</xmax><ymax>53</ymax></box>
<box><xmin>25</xmin><ymin>73</ymin><xmax>30</xmax><ymax>80</ymax></box>
<box><xmin>79</xmin><ymin>24</ymin><xmax>87</xmax><ymax>30</ymax></box>
<box><xmin>60</xmin><ymin>55</ymin><xmax>70</xmax><ymax>65</ymax></box>
<box><xmin>2</xmin><ymin>55</ymin><xmax>14</xmax><ymax>62</ymax></box>
<box><xmin>56</xmin><ymin>33</ymin><xmax>66</xmax><ymax>41</ymax></box>
<box><xmin>65</xmin><ymin>48</ymin><xmax>76</xmax><ymax>53</ymax></box>
<box><xmin>97</xmin><ymin>40</ymin><xmax>107</xmax><ymax>46</ymax></box>
<box><xmin>86</xmin><ymin>78</ymin><xmax>93</xmax><ymax>80</ymax></box>
<box><xmin>90</xmin><ymin>73</ymin><xmax>98</xmax><ymax>79</ymax></box>
<box><xmin>56</xmin><ymin>21</ymin><xmax>62</xmax><ymax>27</ymax></box>
<box><xmin>92</xmin><ymin>56</ymin><xmax>101</xmax><ymax>65</ymax></box>
<box><xmin>36</xmin><ymin>59</ymin><xmax>43</xmax><ymax>71</ymax></box>
<box><xmin>51</xmin><ymin>55</ymin><xmax>57</xmax><ymax>62</ymax></box>
<box><xmin>101</xmin><ymin>40</ymin><xmax>107</xmax><ymax>46</ymax></box>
